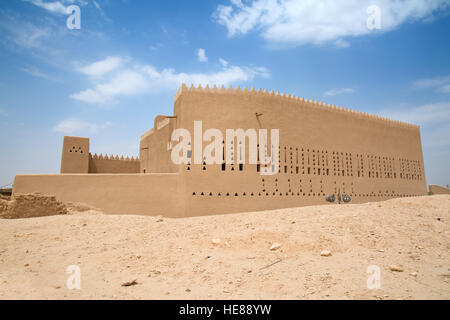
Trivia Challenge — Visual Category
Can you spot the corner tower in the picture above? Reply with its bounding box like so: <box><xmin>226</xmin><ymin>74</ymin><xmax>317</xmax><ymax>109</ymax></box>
<box><xmin>60</xmin><ymin>136</ymin><xmax>90</xmax><ymax>173</ymax></box>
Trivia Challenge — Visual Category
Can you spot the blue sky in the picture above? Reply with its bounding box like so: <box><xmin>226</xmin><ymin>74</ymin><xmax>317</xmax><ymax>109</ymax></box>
<box><xmin>0</xmin><ymin>0</ymin><xmax>449</xmax><ymax>187</ymax></box>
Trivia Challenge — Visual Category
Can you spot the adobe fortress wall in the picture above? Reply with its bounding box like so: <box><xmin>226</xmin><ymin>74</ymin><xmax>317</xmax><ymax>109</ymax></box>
<box><xmin>60</xmin><ymin>136</ymin><xmax>90</xmax><ymax>174</ymax></box>
<box><xmin>140</xmin><ymin>115</ymin><xmax>179</xmax><ymax>174</ymax></box>
<box><xmin>60</xmin><ymin>136</ymin><xmax>140</xmax><ymax>174</ymax></box>
<box><xmin>89</xmin><ymin>153</ymin><xmax>140</xmax><ymax>174</ymax></box>
<box><xmin>173</xmin><ymin>84</ymin><xmax>427</xmax><ymax>216</ymax></box>
<box><xmin>13</xmin><ymin>84</ymin><xmax>428</xmax><ymax>218</ymax></box>
<box><xmin>13</xmin><ymin>173</ymin><xmax>185</xmax><ymax>216</ymax></box>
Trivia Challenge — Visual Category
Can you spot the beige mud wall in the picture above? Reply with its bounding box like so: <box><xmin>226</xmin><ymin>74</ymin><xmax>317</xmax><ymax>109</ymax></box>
<box><xmin>88</xmin><ymin>155</ymin><xmax>140</xmax><ymax>174</ymax></box>
<box><xmin>60</xmin><ymin>136</ymin><xmax>89</xmax><ymax>173</ymax></box>
<box><xmin>13</xmin><ymin>174</ymin><xmax>186</xmax><ymax>217</ymax></box>
<box><xmin>14</xmin><ymin>85</ymin><xmax>429</xmax><ymax>218</ymax></box>
<box><xmin>429</xmin><ymin>185</ymin><xmax>450</xmax><ymax>195</ymax></box>
<box><xmin>61</xmin><ymin>136</ymin><xmax>141</xmax><ymax>174</ymax></box>
<box><xmin>173</xmin><ymin>86</ymin><xmax>427</xmax><ymax>216</ymax></box>
<box><xmin>140</xmin><ymin>115</ymin><xmax>179</xmax><ymax>174</ymax></box>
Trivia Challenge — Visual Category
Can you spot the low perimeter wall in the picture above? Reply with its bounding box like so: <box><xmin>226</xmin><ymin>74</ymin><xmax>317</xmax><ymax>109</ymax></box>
<box><xmin>13</xmin><ymin>174</ymin><xmax>185</xmax><ymax>217</ymax></box>
<box><xmin>429</xmin><ymin>185</ymin><xmax>450</xmax><ymax>195</ymax></box>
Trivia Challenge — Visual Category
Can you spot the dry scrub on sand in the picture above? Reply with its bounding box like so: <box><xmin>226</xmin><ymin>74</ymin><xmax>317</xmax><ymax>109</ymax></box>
<box><xmin>0</xmin><ymin>195</ymin><xmax>449</xmax><ymax>300</ymax></box>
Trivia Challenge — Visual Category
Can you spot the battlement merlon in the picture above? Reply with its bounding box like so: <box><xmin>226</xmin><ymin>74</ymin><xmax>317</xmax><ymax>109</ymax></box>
<box><xmin>174</xmin><ymin>83</ymin><xmax>420</xmax><ymax>131</ymax></box>
<box><xmin>89</xmin><ymin>153</ymin><xmax>139</xmax><ymax>162</ymax></box>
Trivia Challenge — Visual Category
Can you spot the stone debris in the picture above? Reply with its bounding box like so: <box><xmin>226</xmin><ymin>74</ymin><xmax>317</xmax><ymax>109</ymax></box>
<box><xmin>121</xmin><ymin>280</ymin><xmax>138</xmax><ymax>287</ymax></box>
<box><xmin>321</xmin><ymin>250</ymin><xmax>332</xmax><ymax>257</ymax></box>
<box><xmin>156</xmin><ymin>216</ymin><xmax>164</xmax><ymax>222</ymax></box>
<box><xmin>270</xmin><ymin>243</ymin><xmax>281</xmax><ymax>251</ymax></box>
<box><xmin>212</xmin><ymin>239</ymin><xmax>221</xmax><ymax>245</ymax></box>
<box><xmin>148</xmin><ymin>270</ymin><xmax>161</xmax><ymax>277</ymax></box>
<box><xmin>390</xmin><ymin>265</ymin><xmax>404</xmax><ymax>272</ymax></box>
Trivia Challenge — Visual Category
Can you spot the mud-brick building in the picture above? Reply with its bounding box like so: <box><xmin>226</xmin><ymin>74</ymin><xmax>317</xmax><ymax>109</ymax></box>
<box><xmin>13</xmin><ymin>84</ymin><xmax>428</xmax><ymax>217</ymax></box>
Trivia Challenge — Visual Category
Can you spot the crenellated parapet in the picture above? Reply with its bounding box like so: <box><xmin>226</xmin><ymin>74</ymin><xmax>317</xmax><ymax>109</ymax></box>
<box><xmin>89</xmin><ymin>153</ymin><xmax>140</xmax><ymax>162</ymax></box>
<box><xmin>88</xmin><ymin>153</ymin><xmax>140</xmax><ymax>174</ymax></box>
<box><xmin>174</xmin><ymin>83</ymin><xmax>419</xmax><ymax>130</ymax></box>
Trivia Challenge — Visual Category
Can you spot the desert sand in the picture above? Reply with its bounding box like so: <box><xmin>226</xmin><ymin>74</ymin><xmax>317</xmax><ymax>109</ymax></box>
<box><xmin>0</xmin><ymin>195</ymin><xmax>449</xmax><ymax>300</ymax></box>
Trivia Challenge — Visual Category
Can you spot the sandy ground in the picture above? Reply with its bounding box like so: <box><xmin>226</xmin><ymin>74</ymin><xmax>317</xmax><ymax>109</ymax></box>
<box><xmin>0</xmin><ymin>195</ymin><xmax>449</xmax><ymax>300</ymax></box>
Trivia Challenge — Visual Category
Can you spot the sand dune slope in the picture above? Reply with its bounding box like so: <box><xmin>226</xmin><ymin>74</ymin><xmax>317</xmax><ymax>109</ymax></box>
<box><xmin>0</xmin><ymin>195</ymin><xmax>449</xmax><ymax>300</ymax></box>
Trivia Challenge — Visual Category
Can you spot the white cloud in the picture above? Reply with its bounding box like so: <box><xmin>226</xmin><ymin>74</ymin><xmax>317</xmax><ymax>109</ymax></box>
<box><xmin>219</xmin><ymin>58</ymin><xmax>229</xmax><ymax>67</ymax></box>
<box><xmin>92</xmin><ymin>0</ymin><xmax>111</xmax><ymax>21</ymax></box>
<box><xmin>18</xmin><ymin>26</ymin><xmax>50</xmax><ymax>48</ymax></box>
<box><xmin>380</xmin><ymin>101</ymin><xmax>450</xmax><ymax>149</ymax></box>
<box><xmin>197</xmin><ymin>48</ymin><xmax>208</xmax><ymax>62</ymax></box>
<box><xmin>0</xmin><ymin>12</ymin><xmax>76</xmax><ymax>58</ymax></box>
<box><xmin>413</xmin><ymin>75</ymin><xmax>450</xmax><ymax>93</ymax></box>
<box><xmin>71</xmin><ymin>57</ymin><xmax>270</xmax><ymax>104</ymax></box>
<box><xmin>27</xmin><ymin>0</ymin><xmax>68</xmax><ymax>14</ymax></box>
<box><xmin>53</xmin><ymin>118</ymin><xmax>112</xmax><ymax>135</ymax></box>
<box><xmin>0</xmin><ymin>18</ymin><xmax>50</xmax><ymax>49</ymax></box>
<box><xmin>142</xmin><ymin>65</ymin><xmax>270</xmax><ymax>87</ymax></box>
<box><xmin>380</xmin><ymin>101</ymin><xmax>450</xmax><ymax>187</ymax></box>
<box><xmin>439</xmin><ymin>84</ymin><xmax>450</xmax><ymax>93</ymax></box>
<box><xmin>21</xmin><ymin>65</ymin><xmax>57</xmax><ymax>81</ymax></box>
<box><xmin>26</xmin><ymin>0</ymin><xmax>88</xmax><ymax>15</ymax></box>
<box><xmin>76</xmin><ymin>56</ymin><xmax>124</xmax><ymax>77</ymax></box>
<box><xmin>324</xmin><ymin>88</ymin><xmax>354</xmax><ymax>97</ymax></box>
<box><xmin>71</xmin><ymin>69</ymin><xmax>149</xmax><ymax>103</ymax></box>
<box><xmin>380</xmin><ymin>101</ymin><xmax>450</xmax><ymax>126</ymax></box>
<box><xmin>214</xmin><ymin>0</ymin><xmax>450</xmax><ymax>47</ymax></box>
<box><xmin>92</xmin><ymin>0</ymin><xmax>104</xmax><ymax>15</ymax></box>
<box><xmin>424</xmin><ymin>122</ymin><xmax>450</xmax><ymax>148</ymax></box>
<box><xmin>334</xmin><ymin>39</ymin><xmax>350</xmax><ymax>48</ymax></box>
